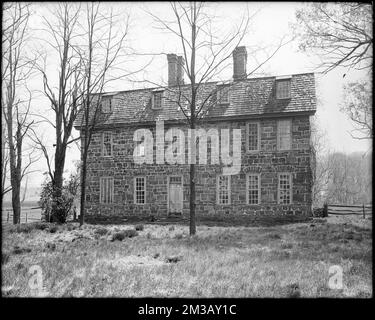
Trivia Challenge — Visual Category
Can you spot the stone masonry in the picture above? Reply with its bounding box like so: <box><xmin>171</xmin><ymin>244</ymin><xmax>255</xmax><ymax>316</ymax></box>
<box><xmin>83</xmin><ymin>115</ymin><xmax>313</xmax><ymax>221</ymax></box>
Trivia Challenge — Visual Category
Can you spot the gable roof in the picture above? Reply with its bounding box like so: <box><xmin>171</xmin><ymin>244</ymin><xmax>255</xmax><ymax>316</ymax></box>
<box><xmin>74</xmin><ymin>72</ymin><xmax>316</xmax><ymax>129</ymax></box>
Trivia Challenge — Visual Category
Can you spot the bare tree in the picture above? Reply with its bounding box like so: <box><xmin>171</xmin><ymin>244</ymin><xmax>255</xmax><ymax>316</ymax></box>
<box><xmin>76</xmin><ymin>3</ymin><xmax>132</xmax><ymax>226</ymax></box>
<box><xmin>310</xmin><ymin>116</ymin><xmax>330</xmax><ymax>207</ymax></box>
<box><xmin>33</xmin><ymin>3</ymin><xmax>84</xmax><ymax>223</ymax></box>
<box><xmin>323</xmin><ymin>152</ymin><xmax>371</xmax><ymax>205</ymax></box>
<box><xmin>2</xmin><ymin>3</ymin><xmax>38</xmax><ymax>224</ymax></box>
<box><xmin>148</xmin><ymin>2</ymin><xmax>290</xmax><ymax>235</ymax></box>
<box><xmin>342</xmin><ymin>78</ymin><xmax>372</xmax><ymax>140</ymax></box>
<box><xmin>294</xmin><ymin>2</ymin><xmax>372</xmax><ymax>74</ymax></box>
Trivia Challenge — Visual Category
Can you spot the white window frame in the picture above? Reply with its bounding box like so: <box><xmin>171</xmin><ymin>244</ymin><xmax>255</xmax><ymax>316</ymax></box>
<box><xmin>276</xmin><ymin>79</ymin><xmax>291</xmax><ymax>99</ymax></box>
<box><xmin>152</xmin><ymin>90</ymin><xmax>164</xmax><ymax>110</ymax></box>
<box><xmin>102</xmin><ymin>131</ymin><xmax>113</xmax><ymax>157</ymax></box>
<box><xmin>278</xmin><ymin>173</ymin><xmax>292</xmax><ymax>204</ymax></box>
<box><xmin>246</xmin><ymin>173</ymin><xmax>261</xmax><ymax>205</ymax></box>
<box><xmin>277</xmin><ymin>119</ymin><xmax>291</xmax><ymax>151</ymax></box>
<box><xmin>134</xmin><ymin>176</ymin><xmax>146</xmax><ymax>205</ymax></box>
<box><xmin>100</xmin><ymin>96</ymin><xmax>112</xmax><ymax>113</ymax></box>
<box><xmin>246</xmin><ymin>121</ymin><xmax>261</xmax><ymax>152</ymax></box>
<box><xmin>216</xmin><ymin>85</ymin><xmax>230</xmax><ymax>105</ymax></box>
<box><xmin>100</xmin><ymin>177</ymin><xmax>114</xmax><ymax>204</ymax></box>
<box><xmin>216</xmin><ymin>175</ymin><xmax>231</xmax><ymax>205</ymax></box>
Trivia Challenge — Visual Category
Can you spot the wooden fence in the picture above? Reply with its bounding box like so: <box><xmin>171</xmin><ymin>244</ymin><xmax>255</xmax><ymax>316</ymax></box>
<box><xmin>2</xmin><ymin>207</ymin><xmax>42</xmax><ymax>224</ymax></box>
<box><xmin>324</xmin><ymin>203</ymin><xmax>372</xmax><ymax>218</ymax></box>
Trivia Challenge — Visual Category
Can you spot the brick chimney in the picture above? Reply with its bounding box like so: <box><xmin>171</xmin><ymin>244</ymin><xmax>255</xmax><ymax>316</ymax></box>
<box><xmin>167</xmin><ymin>54</ymin><xmax>184</xmax><ymax>86</ymax></box>
<box><xmin>232</xmin><ymin>46</ymin><xmax>247</xmax><ymax>80</ymax></box>
<box><xmin>177</xmin><ymin>56</ymin><xmax>184</xmax><ymax>85</ymax></box>
<box><xmin>167</xmin><ymin>54</ymin><xmax>177</xmax><ymax>86</ymax></box>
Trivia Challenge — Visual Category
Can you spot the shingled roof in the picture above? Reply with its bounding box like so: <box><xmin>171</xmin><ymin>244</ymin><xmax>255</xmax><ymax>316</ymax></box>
<box><xmin>74</xmin><ymin>72</ymin><xmax>316</xmax><ymax>129</ymax></box>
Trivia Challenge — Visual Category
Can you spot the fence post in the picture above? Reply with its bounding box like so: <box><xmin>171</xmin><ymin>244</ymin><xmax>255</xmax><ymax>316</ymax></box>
<box><xmin>7</xmin><ymin>211</ymin><xmax>9</xmax><ymax>222</ymax></box>
<box><xmin>26</xmin><ymin>211</ymin><xmax>28</xmax><ymax>223</ymax></box>
<box><xmin>363</xmin><ymin>204</ymin><xmax>365</xmax><ymax>219</ymax></box>
<box><xmin>323</xmin><ymin>203</ymin><xmax>328</xmax><ymax>217</ymax></box>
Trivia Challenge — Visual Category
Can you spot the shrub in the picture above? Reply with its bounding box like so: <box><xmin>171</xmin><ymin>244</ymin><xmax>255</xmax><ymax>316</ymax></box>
<box><xmin>284</xmin><ymin>283</ymin><xmax>301</xmax><ymax>298</ymax></box>
<box><xmin>94</xmin><ymin>227</ymin><xmax>108</xmax><ymax>236</ymax></box>
<box><xmin>266</xmin><ymin>232</ymin><xmax>281</xmax><ymax>239</ymax></box>
<box><xmin>9</xmin><ymin>224</ymin><xmax>34</xmax><ymax>234</ymax></box>
<box><xmin>123</xmin><ymin>229</ymin><xmax>138</xmax><ymax>238</ymax></box>
<box><xmin>39</xmin><ymin>170</ymin><xmax>80</xmax><ymax>223</ymax></box>
<box><xmin>280</xmin><ymin>242</ymin><xmax>293</xmax><ymax>249</ymax></box>
<box><xmin>174</xmin><ymin>233</ymin><xmax>183</xmax><ymax>240</ymax></box>
<box><xmin>33</xmin><ymin>222</ymin><xmax>49</xmax><ymax>231</ymax></box>
<box><xmin>12</xmin><ymin>246</ymin><xmax>32</xmax><ymax>255</ymax></box>
<box><xmin>48</xmin><ymin>225</ymin><xmax>58</xmax><ymax>233</ymax></box>
<box><xmin>135</xmin><ymin>224</ymin><xmax>144</xmax><ymax>231</ymax></box>
<box><xmin>112</xmin><ymin>231</ymin><xmax>126</xmax><ymax>241</ymax></box>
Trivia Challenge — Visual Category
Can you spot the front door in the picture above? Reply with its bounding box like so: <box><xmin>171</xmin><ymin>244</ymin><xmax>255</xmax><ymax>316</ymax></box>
<box><xmin>168</xmin><ymin>176</ymin><xmax>183</xmax><ymax>215</ymax></box>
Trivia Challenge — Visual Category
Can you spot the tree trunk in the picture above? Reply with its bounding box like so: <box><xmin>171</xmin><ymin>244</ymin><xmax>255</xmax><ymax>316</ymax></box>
<box><xmin>52</xmin><ymin>151</ymin><xmax>66</xmax><ymax>223</ymax></box>
<box><xmin>79</xmin><ymin>152</ymin><xmax>87</xmax><ymax>226</ymax></box>
<box><xmin>11</xmin><ymin>182</ymin><xmax>21</xmax><ymax>224</ymax></box>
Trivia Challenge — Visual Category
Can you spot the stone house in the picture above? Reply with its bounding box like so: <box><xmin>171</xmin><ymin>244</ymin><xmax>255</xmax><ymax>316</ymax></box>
<box><xmin>74</xmin><ymin>46</ymin><xmax>317</xmax><ymax>223</ymax></box>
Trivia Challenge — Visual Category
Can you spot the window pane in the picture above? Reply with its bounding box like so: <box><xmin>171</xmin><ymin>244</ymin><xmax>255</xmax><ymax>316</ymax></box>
<box><xmin>153</xmin><ymin>92</ymin><xmax>163</xmax><ymax>109</ymax></box>
<box><xmin>276</xmin><ymin>80</ymin><xmax>291</xmax><ymax>99</ymax></box>
<box><xmin>279</xmin><ymin>174</ymin><xmax>291</xmax><ymax>204</ymax></box>
<box><xmin>101</xmin><ymin>97</ymin><xmax>112</xmax><ymax>113</ymax></box>
<box><xmin>103</xmin><ymin>132</ymin><xmax>112</xmax><ymax>156</ymax></box>
<box><xmin>278</xmin><ymin>120</ymin><xmax>291</xmax><ymax>150</ymax></box>
<box><xmin>135</xmin><ymin>177</ymin><xmax>146</xmax><ymax>204</ymax></box>
<box><xmin>100</xmin><ymin>177</ymin><xmax>113</xmax><ymax>204</ymax></box>
<box><xmin>248</xmin><ymin>123</ymin><xmax>259</xmax><ymax>151</ymax></box>
<box><xmin>248</xmin><ymin>175</ymin><xmax>260</xmax><ymax>204</ymax></box>
<box><xmin>217</xmin><ymin>86</ymin><xmax>229</xmax><ymax>104</ymax></box>
<box><xmin>218</xmin><ymin>175</ymin><xmax>230</xmax><ymax>204</ymax></box>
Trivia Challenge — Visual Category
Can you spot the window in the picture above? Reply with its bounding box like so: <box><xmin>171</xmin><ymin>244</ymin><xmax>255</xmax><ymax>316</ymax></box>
<box><xmin>247</xmin><ymin>122</ymin><xmax>260</xmax><ymax>151</ymax></box>
<box><xmin>100</xmin><ymin>177</ymin><xmax>114</xmax><ymax>204</ymax></box>
<box><xmin>217</xmin><ymin>85</ymin><xmax>229</xmax><ymax>104</ymax></box>
<box><xmin>247</xmin><ymin>174</ymin><xmax>260</xmax><ymax>204</ymax></box>
<box><xmin>152</xmin><ymin>90</ymin><xmax>164</xmax><ymax>109</ymax></box>
<box><xmin>134</xmin><ymin>177</ymin><xmax>146</xmax><ymax>204</ymax></box>
<box><xmin>278</xmin><ymin>173</ymin><xmax>292</xmax><ymax>204</ymax></box>
<box><xmin>276</xmin><ymin>79</ymin><xmax>291</xmax><ymax>99</ymax></box>
<box><xmin>100</xmin><ymin>96</ymin><xmax>112</xmax><ymax>113</ymax></box>
<box><xmin>217</xmin><ymin>175</ymin><xmax>231</xmax><ymax>205</ymax></box>
<box><xmin>102</xmin><ymin>132</ymin><xmax>112</xmax><ymax>156</ymax></box>
<box><xmin>277</xmin><ymin>119</ymin><xmax>291</xmax><ymax>150</ymax></box>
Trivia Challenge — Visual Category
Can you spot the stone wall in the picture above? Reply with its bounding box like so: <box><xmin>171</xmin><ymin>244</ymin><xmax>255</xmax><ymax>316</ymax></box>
<box><xmin>83</xmin><ymin>115</ymin><xmax>313</xmax><ymax>222</ymax></box>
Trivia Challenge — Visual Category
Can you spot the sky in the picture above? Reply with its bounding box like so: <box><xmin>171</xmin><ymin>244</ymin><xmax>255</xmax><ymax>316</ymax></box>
<box><xmin>8</xmin><ymin>2</ymin><xmax>372</xmax><ymax>190</ymax></box>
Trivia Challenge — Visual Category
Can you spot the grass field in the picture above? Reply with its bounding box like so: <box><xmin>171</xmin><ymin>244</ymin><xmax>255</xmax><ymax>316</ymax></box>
<box><xmin>1</xmin><ymin>215</ymin><xmax>372</xmax><ymax>297</ymax></box>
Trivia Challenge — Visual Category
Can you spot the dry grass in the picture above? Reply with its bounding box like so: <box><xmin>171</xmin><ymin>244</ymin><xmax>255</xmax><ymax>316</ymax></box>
<box><xmin>1</xmin><ymin>215</ymin><xmax>372</xmax><ymax>297</ymax></box>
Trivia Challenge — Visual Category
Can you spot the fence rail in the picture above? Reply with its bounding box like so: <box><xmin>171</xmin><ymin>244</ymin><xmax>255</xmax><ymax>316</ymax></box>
<box><xmin>2</xmin><ymin>207</ymin><xmax>42</xmax><ymax>224</ymax></box>
<box><xmin>324</xmin><ymin>203</ymin><xmax>372</xmax><ymax>218</ymax></box>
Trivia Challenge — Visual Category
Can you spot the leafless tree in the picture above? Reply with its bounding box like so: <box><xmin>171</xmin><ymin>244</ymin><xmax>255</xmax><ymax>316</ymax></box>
<box><xmin>342</xmin><ymin>78</ymin><xmax>372</xmax><ymax>140</ymax></box>
<box><xmin>294</xmin><ymin>2</ymin><xmax>372</xmax><ymax>74</ymax></box>
<box><xmin>2</xmin><ymin>3</ymin><xmax>39</xmax><ymax>224</ymax></box>
<box><xmin>324</xmin><ymin>152</ymin><xmax>371</xmax><ymax>205</ymax></box>
<box><xmin>32</xmin><ymin>3</ymin><xmax>84</xmax><ymax>222</ymax></box>
<box><xmin>147</xmin><ymin>2</ymin><xmax>291</xmax><ymax>235</ymax></box>
<box><xmin>76</xmin><ymin>3</ymin><xmax>133</xmax><ymax>226</ymax></box>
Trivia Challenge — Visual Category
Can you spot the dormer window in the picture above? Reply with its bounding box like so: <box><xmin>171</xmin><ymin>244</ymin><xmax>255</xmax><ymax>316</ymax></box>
<box><xmin>216</xmin><ymin>84</ymin><xmax>230</xmax><ymax>105</ymax></box>
<box><xmin>100</xmin><ymin>96</ymin><xmax>112</xmax><ymax>113</ymax></box>
<box><xmin>152</xmin><ymin>90</ymin><xmax>164</xmax><ymax>109</ymax></box>
<box><xmin>276</xmin><ymin>77</ymin><xmax>291</xmax><ymax>99</ymax></box>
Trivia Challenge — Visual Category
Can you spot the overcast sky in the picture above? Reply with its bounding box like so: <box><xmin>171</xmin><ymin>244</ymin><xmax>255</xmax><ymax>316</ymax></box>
<box><xmin>20</xmin><ymin>2</ymin><xmax>372</xmax><ymax>189</ymax></box>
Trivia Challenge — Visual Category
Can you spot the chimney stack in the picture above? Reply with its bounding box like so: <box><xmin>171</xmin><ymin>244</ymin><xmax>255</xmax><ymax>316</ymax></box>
<box><xmin>167</xmin><ymin>54</ymin><xmax>184</xmax><ymax>86</ymax></box>
<box><xmin>177</xmin><ymin>56</ymin><xmax>184</xmax><ymax>85</ymax></box>
<box><xmin>232</xmin><ymin>46</ymin><xmax>247</xmax><ymax>81</ymax></box>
